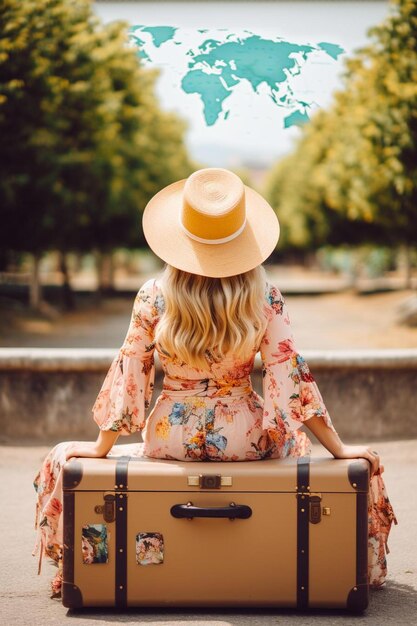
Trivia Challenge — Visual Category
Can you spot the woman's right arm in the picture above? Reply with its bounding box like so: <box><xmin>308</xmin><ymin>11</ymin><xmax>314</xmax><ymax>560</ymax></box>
<box><xmin>260</xmin><ymin>281</ymin><xmax>381</xmax><ymax>474</ymax></box>
<box><xmin>260</xmin><ymin>281</ymin><xmax>338</xmax><ymax>436</ymax></box>
<box><xmin>303</xmin><ymin>415</ymin><xmax>381</xmax><ymax>475</ymax></box>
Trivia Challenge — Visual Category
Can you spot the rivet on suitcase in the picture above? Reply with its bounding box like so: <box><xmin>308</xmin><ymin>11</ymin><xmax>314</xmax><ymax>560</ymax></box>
<box><xmin>62</xmin><ymin>455</ymin><xmax>369</xmax><ymax>611</ymax></box>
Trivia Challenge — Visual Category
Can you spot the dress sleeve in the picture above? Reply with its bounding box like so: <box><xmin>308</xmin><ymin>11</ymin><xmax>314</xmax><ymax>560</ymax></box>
<box><xmin>91</xmin><ymin>278</ymin><xmax>159</xmax><ymax>436</ymax></box>
<box><xmin>260</xmin><ymin>281</ymin><xmax>338</xmax><ymax>453</ymax></box>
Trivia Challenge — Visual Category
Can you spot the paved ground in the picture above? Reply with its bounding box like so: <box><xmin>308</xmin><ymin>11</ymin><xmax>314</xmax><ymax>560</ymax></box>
<box><xmin>2</xmin><ymin>265</ymin><xmax>417</xmax><ymax>349</ymax></box>
<box><xmin>1</xmin><ymin>440</ymin><xmax>416</xmax><ymax>625</ymax></box>
<box><xmin>2</xmin><ymin>287</ymin><xmax>417</xmax><ymax>350</ymax></box>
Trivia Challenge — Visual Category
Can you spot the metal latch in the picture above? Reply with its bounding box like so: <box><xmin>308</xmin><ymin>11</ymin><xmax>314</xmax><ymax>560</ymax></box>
<box><xmin>309</xmin><ymin>495</ymin><xmax>322</xmax><ymax>524</ymax></box>
<box><xmin>187</xmin><ymin>474</ymin><xmax>233</xmax><ymax>488</ymax></box>
<box><xmin>297</xmin><ymin>492</ymin><xmax>324</xmax><ymax>524</ymax></box>
<box><xmin>94</xmin><ymin>492</ymin><xmax>115</xmax><ymax>522</ymax></box>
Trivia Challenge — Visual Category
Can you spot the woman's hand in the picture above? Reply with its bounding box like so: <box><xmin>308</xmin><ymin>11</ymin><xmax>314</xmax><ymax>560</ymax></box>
<box><xmin>65</xmin><ymin>442</ymin><xmax>78</xmax><ymax>461</ymax></box>
<box><xmin>64</xmin><ymin>431</ymin><xmax>121</xmax><ymax>462</ymax></box>
<box><xmin>302</xmin><ymin>417</ymin><xmax>383</xmax><ymax>476</ymax></box>
<box><xmin>333</xmin><ymin>444</ymin><xmax>383</xmax><ymax>476</ymax></box>
<box><xmin>65</xmin><ymin>442</ymin><xmax>98</xmax><ymax>462</ymax></box>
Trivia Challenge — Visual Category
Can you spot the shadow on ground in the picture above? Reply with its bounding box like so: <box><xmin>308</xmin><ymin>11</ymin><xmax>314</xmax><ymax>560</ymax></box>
<box><xmin>60</xmin><ymin>581</ymin><xmax>417</xmax><ymax>625</ymax></box>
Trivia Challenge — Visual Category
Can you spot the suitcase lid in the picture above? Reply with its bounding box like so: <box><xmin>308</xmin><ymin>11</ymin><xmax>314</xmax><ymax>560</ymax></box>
<box><xmin>62</xmin><ymin>456</ymin><xmax>370</xmax><ymax>493</ymax></box>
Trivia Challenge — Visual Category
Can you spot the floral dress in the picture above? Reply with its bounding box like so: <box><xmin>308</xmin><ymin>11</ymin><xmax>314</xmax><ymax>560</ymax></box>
<box><xmin>32</xmin><ymin>277</ymin><xmax>398</xmax><ymax>597</ymax></box>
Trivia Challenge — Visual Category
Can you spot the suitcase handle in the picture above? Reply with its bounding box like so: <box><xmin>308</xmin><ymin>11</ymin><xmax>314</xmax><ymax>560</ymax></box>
<box><xmin>170</xmin><ymin>501</ymin><xmax>252</xmax><ymax>520</ymax></box>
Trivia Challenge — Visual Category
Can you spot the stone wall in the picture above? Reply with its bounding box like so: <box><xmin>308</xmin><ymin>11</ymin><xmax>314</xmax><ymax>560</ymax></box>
<box><xmin>1</xmin><ymin>348</ymin><xmax>416</xmax><ymax>445</ymax></box>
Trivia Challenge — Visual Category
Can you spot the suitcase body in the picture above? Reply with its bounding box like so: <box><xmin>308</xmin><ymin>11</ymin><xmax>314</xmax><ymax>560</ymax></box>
<box><xmin>62</xmin><ymin>455</ymin><xmax>369</xmax><ymax>611</ymax></box>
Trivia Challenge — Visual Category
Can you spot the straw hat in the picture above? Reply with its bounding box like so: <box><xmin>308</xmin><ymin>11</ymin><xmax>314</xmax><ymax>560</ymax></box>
<box><xmin>142</xmin><ymin>167</ymin><xmax>280</xmax><ymax>277</ymax></box>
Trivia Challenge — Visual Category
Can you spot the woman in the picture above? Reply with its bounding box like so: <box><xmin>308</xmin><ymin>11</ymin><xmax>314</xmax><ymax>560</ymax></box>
<box><xmin>33</xmin><ymin>167</ymin><xmax>398</xmax><ymax>598</ymax></box>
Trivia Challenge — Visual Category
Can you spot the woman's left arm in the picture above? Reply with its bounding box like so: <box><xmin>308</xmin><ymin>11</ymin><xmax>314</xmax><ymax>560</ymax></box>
<box><xmin>64</xmin><ymin>278</ymin><xmax>159</xmax><ymax>462</ymax></box>
<box><xmin>65</xmin><ymin>430</ymin><xmax>120</xmax><ymax>461</ymax></box>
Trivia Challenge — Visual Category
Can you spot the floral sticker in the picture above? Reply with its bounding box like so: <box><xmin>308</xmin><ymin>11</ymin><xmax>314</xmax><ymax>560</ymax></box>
<box><xmin>136</xmin><ymin>532</ymin><xmax>164</xmax><ymax>565</ymax></box>
<box><xmin>82</xmin><ymin>524</ymin><xmax>109</xmax><ymax>564</ymax></box>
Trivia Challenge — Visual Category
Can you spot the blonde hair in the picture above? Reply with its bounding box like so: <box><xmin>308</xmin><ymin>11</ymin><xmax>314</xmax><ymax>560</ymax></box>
<box><xmin>154</xmin><ymin>264</ymin><xmax>268</xmax><ymax>369</ymax></box>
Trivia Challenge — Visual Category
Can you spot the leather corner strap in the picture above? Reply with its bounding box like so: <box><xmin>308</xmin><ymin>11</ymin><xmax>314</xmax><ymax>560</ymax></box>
<box><xmin>115</xmin><ymin>455</ymin><xmax>131</xmax><ymax>608</ymax></box>
<box><xmin>63</xmin><ymin>459</ymin><xmax>84</xmax><ymax>490</ymax></box>
<box><xmin>62</xmin><ymin>581</ymin><xmax>83</xmax><ymax>609</ymax></box>
<box><xmin>346</xmin><ymin>488</ymin><xmax>369</xmax><ymax>612</ymax></box>
<box><xmin>296</xmin><ymin>456</ymin><xmax>369</xmax><ymax>612</ymax></box>
<box><xmin>347</xmin><ymin>460</ymin><xmax>370</xmax><ymax>611</ymax></box>
<box><xmin>347</xmin><ymin>459</ymin><xmax>370</xmax><ymax>491</ymax></box>
<box><xmin>62</xmin><ymin>490</ymin><xmax>84</xmax><ymax>608</ymax></box>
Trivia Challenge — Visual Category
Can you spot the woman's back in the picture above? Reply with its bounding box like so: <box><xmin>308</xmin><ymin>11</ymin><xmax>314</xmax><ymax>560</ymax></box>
<box><xmin>91</xmin><ymin>270</ymin><xmax>336</xmax><ymax>461</ymax></box>
<box><xmin>154</xmin><ymin>274</ymin><xmax>260</xmax><ymax>388</ymax></box>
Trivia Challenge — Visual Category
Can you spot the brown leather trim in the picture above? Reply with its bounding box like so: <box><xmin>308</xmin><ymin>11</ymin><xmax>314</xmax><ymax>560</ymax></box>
<box><xmin>62</xmin><ymin>491</ymin><xmax>80</xmax><ymax>607</ymax></box>
<box><xmin>63</xmin><ymin>460</ymin><xmax>84</xmax><ymax>489</ymax></box>
<box><xmin>297</xmin><ymin>456</ymin><xmax>310</xmax><ymax>609</ymax></box>
<box><xmin>115</xmin><ymin>456</ymin><xmax>130</xmax><ymax>607</ymax></box>
<box><xmin>346</xmin><ymin>584</ymin><xmax>368</xmax><ymax>612</ymax></box>
<box><xmin>356</xmin><ymin>492</ymin><xmax>369</xmax><ymax>587</ymax></box>
<box><xmin>347</xmin><ymin>460</ymin><xmax>369</xmax><ymax>491</ymax></box>
<box><xmin>62</xmin><ymin>582</ymin><xmax>83</xmax><ymax>608</ymax></box>
<box><xmin>63</xmin><ymin>491</ymin><xmax>74</xmax><ymax>584</ymax></box>
<box><xmin>115</xmin><ymin>455</ymin><xmax>130</xmax><ymax>490</ymax></box>
<box><xmin>346</xmin><ymin>489</ymin><xmax>369</xmax><ymax>611</ymax></box>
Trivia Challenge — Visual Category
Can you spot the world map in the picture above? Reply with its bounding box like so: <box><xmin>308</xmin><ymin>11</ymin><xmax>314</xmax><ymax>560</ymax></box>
<box><xmin>128</xmin><ymin>25</ymin><xmax>344</xmax><ymax>129</ymax></box>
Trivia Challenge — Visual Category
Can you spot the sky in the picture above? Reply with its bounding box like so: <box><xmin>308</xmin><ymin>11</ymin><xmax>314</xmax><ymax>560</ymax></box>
<box><xmin>94</xmin><ymin>2</ymin><xmax>389</xmax><ymax>168</ymax></box>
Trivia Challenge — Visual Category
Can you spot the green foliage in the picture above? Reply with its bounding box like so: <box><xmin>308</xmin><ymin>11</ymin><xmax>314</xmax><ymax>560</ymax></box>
<box><xmin>265</xmin><ymin>0</ymin><xmax>417</xmax><ymax>252</ymax></box>
<box><xmin>0</xmin><ymin>0</ymin><xmax>194</xmax><ymax>256</ymax></box>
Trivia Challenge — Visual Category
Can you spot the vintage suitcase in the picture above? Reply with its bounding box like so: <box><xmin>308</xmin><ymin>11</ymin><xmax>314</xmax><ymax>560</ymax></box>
<box><xmin>62</xmin><ymin>455</ymin><xmax>370</xmax><ymax>611</ymax></box>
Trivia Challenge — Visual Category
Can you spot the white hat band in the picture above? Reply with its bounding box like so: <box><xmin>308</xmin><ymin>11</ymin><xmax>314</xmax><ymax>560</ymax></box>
<box><xmin>179</xmin><ymin>217</ymin><xmax>247</xmax><ymax>245</ymax></box>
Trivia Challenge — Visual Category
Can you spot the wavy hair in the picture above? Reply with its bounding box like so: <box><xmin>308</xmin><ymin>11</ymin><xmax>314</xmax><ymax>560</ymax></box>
<box><xmin>154</xmin><ymin>264</ymin><xmax>268</xmax><ymax>369</ymax></box>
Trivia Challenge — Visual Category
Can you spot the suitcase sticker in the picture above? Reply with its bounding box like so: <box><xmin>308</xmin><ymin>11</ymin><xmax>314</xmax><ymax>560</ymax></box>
<box><xmin>136</xmin><ymin>532</ymin><xmax>164</xmax><ymax>565</ymax></box>
<box><xmin>81</xmin><ymin>524</ymin><xmax>109</xmax><ymax>564</ymax></box>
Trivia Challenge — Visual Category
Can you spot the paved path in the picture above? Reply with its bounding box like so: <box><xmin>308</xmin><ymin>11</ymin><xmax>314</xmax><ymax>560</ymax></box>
<box><xmin>2</xmin><ymin>288</ymin><xmax>417</xmax><ymax>349</ymax></box>
<box><xmin>0</xmin><ymin>440</ymin><xmax>416</xmax><ymax>625</ymax></box>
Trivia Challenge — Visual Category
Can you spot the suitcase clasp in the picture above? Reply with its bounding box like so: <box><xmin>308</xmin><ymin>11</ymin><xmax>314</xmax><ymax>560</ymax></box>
<box><xmin>187</xmin><ymin>474</ymin><xmax>232</xmax><ymax>489</ymax></box>
<box><xmin>309</xmin><ymin>495</ymin><xmax>322</xmax><ymax>524</ymax></box>
<box><xmin>94</xmin><ymin>492</ymin><xmax>116</xmax><ymax>522</ymax></box>
<box><xmin>200</xmin><ymin>474</ymin><xmax>221</xmax><ymax>489</ymax></box>
<box><xmin>297</xmin><ymin>492</ymin><xmax>323</xmax><ymax>524</ymax></box>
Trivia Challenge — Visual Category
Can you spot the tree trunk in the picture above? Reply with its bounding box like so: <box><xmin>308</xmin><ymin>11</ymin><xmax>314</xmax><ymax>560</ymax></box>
<box><xmin>403</xmin><ymin>243</ymin><xmax>412</xmax><ymax>290</ymax></box>
<box><xmin>29</xmin><ymin>252</ymin><xmax>42</xmax><ymax>310</ymax></box>
<box><xmin>94</xmin><ymin>250</ymin><xmax>104</xmax><ymax>303</ymax></box>
<box><xmin>348</xmin><ymin>248</ymin><xmax>360</xmax><ymax>289</ymax></box>
<box><xmin>59</xmin><ymin>251</ymin><xmax>75</xmax><ymax>310</ymax></box>
<box><xmin>74</xmin><ymin>252</ymin><xmax>83</xmax><ymax>273</ymax></box>
<box><xmin>108</xmin><ymin>252</ymin><xmax>115</xmax><ymax>290</ymax></box>
<box><xmin>95</xmin><ymin>250</ymin><xmax>115</xmax><ymax>294</ymax></box>
<box><xmin>306</xmin><ymin>250</ymin><xmax>318</xmax><ymax>270</ymax></box>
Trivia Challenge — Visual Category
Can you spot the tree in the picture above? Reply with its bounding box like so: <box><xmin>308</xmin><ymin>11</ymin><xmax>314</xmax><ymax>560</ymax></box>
<box><xmin>264</xmin><ymin>110</ymin><xmax>386</xmax><ymax>257</ymax></box>
<box><xmin>264</xmin><ymin>0</ymin><xmax>417</xmax><ymax>285</ymax></box>
<box><xmin>324</xmin><ymin>0</ymin><xmax>417</xmax><ymax>284</ymax></box>
<box><xmin>0</xmin><ymin>0</ymin><xmax>194</xmax><ymax>309</ymax></box>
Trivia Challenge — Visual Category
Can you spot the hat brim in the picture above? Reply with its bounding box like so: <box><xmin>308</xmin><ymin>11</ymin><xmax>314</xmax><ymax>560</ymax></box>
<box><xmin>142</xmin><ymin>178</ymin><xmax>280</xmax><ymax>278</ymax></box>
